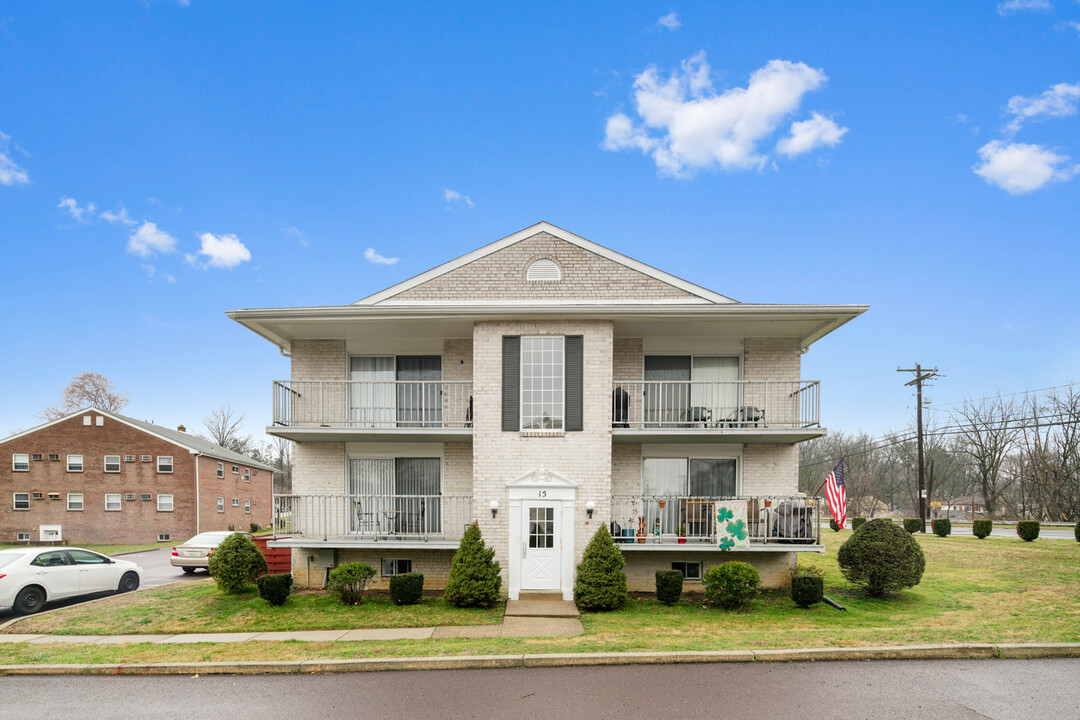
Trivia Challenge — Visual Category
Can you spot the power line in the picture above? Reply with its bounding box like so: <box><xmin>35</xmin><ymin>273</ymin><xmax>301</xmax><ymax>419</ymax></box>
<box><xmin>924</xmin><ymin>380</ymin><xmax>1080</xmax><ymax>411</ymax></box>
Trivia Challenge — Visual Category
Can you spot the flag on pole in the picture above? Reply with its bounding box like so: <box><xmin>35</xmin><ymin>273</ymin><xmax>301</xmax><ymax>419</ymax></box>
<box><xmin>824</xmin><ymin>459</ymin><xmax>847</xmax><ymax>529</ymax></box>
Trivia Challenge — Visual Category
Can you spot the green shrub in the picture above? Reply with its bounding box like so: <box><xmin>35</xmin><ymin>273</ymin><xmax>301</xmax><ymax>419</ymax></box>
<box><xmin>973</xmin><ymin>520</ymin><xmax>993</xmax><ymax>539</ymax></box>
<box><xmin>655</xmin><ymin>569</ymin><xmax>683</xmax><ymax>605</ymax></box>
<box><xmin>932</xmin><ymin>518</ymin><xmax>951</xmax><ymax>537</ymax></box>
<box><xmin>574</xmin><ymin>525</ymin><xmax>628</xmax><ymax>611</ymax></box>
<box><xmin>249</xmin><ymin>523</ymin><xmax>260</xmax><ymax>534</ymax></box>
<box><xmin>389</xmin><ymin>572</ymin><xmax>424</xmax><ymax>606</ymax></box>
<box><xmin>703</xmin><ymin>561</ymin><xmax>760</xmax><ymax>609</ymax></box>
<box><xmin>1075</xmin><ymin>521</ymin><xmax>1079</xmax><ymax>543</ymax></box>
<box><xmin>1016</xmin><ymin>521</ymin><xmax>1040</xmax><ymax>542</ymax></box>
<box><xmin>207</xmin><ymin>532</ymin><xmax>268</xmax><ymax>594</ymax></box>
<box><xmin>791</xmin><ymin>575</ymin><xmax>824</xmax><ymax>608</ymax></box>
<box><xmin>851</xmin><ymin>517</ymin><xmax>867</xmax><ymax>532</ymax></box>
<box><xmin>444</xmin><ymin>523</ymin><xmax>502</xmax><ymax>608</ymax></box>
<box><xmin>837</xmin><ymin>518</ymin><xmax>925</xmax><ymax>597</ymax></box>
<box><xmin>327</xmin><ymin>562</ymin><xmax>376</xmax><ymax>605</ymax></box>
<box><xmin>903</xmin><ymin>518</ymin><xmax>923</xmax><ymax>534</ymax></box>
<box><xmin>255</xmin><ymin>573</ymin><xmax>292</xmax><ymax>606</ymax></box>
<box><xmin>829</xmin><ymin>518</ymin><xmax>840</xmax><ymax>532</ymax></box>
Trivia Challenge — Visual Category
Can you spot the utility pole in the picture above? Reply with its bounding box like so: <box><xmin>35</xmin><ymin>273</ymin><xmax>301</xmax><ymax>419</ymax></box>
<box><xmin>898</xmin><ymin>363</ymin><xmax>939</xmax><ymax>533</ymax></box>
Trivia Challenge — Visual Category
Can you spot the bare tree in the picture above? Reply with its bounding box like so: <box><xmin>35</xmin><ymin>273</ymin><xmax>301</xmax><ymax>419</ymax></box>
<box><xmin>201</xmin><ymin>403</ymin><xmax>253</xmax><ymax>455</ymax></box>
<box><xmin>38</xmin><ymin>372</ymin><xmax>129</xmax><ymax>421</ymax></box>
<box><xmin>951</xmin><ymin>395</ymin><xmax>1021</xmax><ymax>516</ymax></box>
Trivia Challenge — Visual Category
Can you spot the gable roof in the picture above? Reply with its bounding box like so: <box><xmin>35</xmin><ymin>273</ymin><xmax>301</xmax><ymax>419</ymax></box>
<box><xmin>354</xmin><ymin>222</ymin><xmax>738</xmax><ymax>306</ymax></box>
<box><xmin>1</xmin><ymin>408</ymin><xmax>276</xmax><ymax>472</ymax></box>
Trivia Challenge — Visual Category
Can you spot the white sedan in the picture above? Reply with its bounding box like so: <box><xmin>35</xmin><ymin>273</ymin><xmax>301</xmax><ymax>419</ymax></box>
<box><xmin>0</xmin><ymin>547</ymin><xmax>143</xmax><ymax>615</ymax></box>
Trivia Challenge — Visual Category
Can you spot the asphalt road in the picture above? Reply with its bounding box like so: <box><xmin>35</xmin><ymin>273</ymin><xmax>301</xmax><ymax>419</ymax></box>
<box><xmin>2</xmin><ymin>659</ymin><xmax>1077</xmax><ymax>719</ymax></box>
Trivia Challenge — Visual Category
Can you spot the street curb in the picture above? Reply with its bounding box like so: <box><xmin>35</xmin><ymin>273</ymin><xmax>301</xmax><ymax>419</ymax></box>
<box><xmin>1</xmin><ymin>643</ymin><xmax>1079</xmax><ymax>675</ymax></box>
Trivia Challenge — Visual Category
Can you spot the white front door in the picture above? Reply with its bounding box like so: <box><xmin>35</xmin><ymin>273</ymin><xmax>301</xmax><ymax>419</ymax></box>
<box><xmin>522</xmin><ymin>501</ymin><xmax>560</xmax><ymax>591</ymax></box>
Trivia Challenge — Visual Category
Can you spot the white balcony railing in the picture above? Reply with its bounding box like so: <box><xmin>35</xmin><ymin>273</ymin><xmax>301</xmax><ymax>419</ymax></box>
<box><xmin>273</xmin><ymin>380</ymin><xmax>473</xmax><ymax>429</ymax></box>
<box><xmin>273</xmin><ymin>494</ymin><xmax>474</xmax><ymax>542</ymax></box>
<box><xmin>611</xmin><ymin>380</ymin><xmax>820</xmax><ymax>430</ymax></box>
<box><xmin>610</xmin><ymin>495</ymin><xmax>821</xmax><ymax>546</ymax></box>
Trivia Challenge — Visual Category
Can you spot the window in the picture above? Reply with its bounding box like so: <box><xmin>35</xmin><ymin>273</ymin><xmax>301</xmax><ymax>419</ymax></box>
<box><xmin>244</xmin><ymin>499</ymin><xmax>251</xmax><ymax>513</ymax></box>
<box><xmin>140</xmin><ymin>455</ymin><xmax>151</xmax><ymax>463</ymax></box>
<box><xmin>104</xmin><ymin>455</ymin><xmax>121</xmax><ymax>473</ymax></box>
<box><xmin>157</xmin><ymin>456</ymin><xmax>173</xmax><ymax>473</ymax></box>
<box><xmin>31</xmin><ymin>453</ymin><xmax>42</xmax><ymax>461</ymax></box>
<box><xmin>140</xmin><ymin>493</ymin><xmax>151</xmax><ymax>501</ymax></box>
<box><xmin>671</xmin><ymin>561</ymin><xmax>702</xmax><ymax>580</ymax></box>
<box><xmin>232</xmin><ymin>497</ymin><xmax>240</xmax><ymax>506</ymax></box>
<box><xmin>529</xmin><ymin>506</ymin><xmax>555</xmax><ymax>549</ymax></box>
<box><xmin>67</xmin><ymin>493</ymin><xmax>84</xmax><ymax>511</ymax></box>
<box><xmin>95</xmin><ymin>416</ymin><xmax>104</xmax><ymax>426</ymax></box>
<box><xmin>49</xmin><ymin>454</ymin><xmax>59</xmax><ymax>461</ymax></box>
<box><xmin>69</xmin><ymin>549</ymin><xmax>109</xmax><ymax>565</ymax></box>
<box><xmin>348</xmin><ymin>355</ymin><xmax>444</xmax><ymax>428</ymax></box>
<box><xmin>526</xmin><ymin>258</ymin><xmax>562</xmax><ymax>282</ymax></box>
<box><xmin>217</xmin><ymin>497</ymin><xmax>224</xmax><ymax>512</ymax></box>
<box><xmin>16</xmin><ymin>532</ymin><xmax>30</xmax><ymax>541</ymax></box>
<box><xmin>157</xmin><ymin>494</ymin><xmax>174</xmax><ymax>511</ymax></box>
<box><xmin>13</xmin><ymin>492</ymin><xmax>30</xmax><ymax>510</ymax></box>
<box><xmin>347</xmin><ymin>457</ymin><xmax>442</xmax><ymax>533</ymax></box>
<box><xmin>124</xmin><ymin>493</ymin><xmax>135</xmax><ymax>501</ymax></box>
<box><xmin>157</xmin><ymin>533</ymin><xmax>171</xmax><ymax>542</ymax></box>
<box><xmin>67</xmin><ymin>455</ymin><xmax>83</xmax><ymax>472</ymax></box>
<box><xmin>521</xmin><ymin>336</ymin><xmax>564</xmax><ymax>430</ymax></box>
<box><xmin>48</xmin><ymin>492</ymin><xmax>61</xmax><ymax>500</ymax></box>
<box><xmin>12</xmin><ymin>453</ymin><xmax>29</xmax><ymax>471</ymax></box>
<box><xmin>217</xmin><ymin>462</ymin><xmax>224</xmax><ymax>478</ymax></box>
<box><xmin>381</xmin><ymin>558</ymin><xmax>413</xmax><ymax>576</ymax></box>
<box><xmin>32</xmin><ymin>551</ymin><xmax>70</xmax><ymax>567</ymax></box>
<box><xmin>32</xmin><ymin>492</ymin><xmax>43</xmax><ymax>500</ymax></box>
<box><xmin>124</xmin><ymin>455</ymin><xmax>135</xmax><ymax>463</ymax></box>
<box><xmin>83</xmin><ymin>415</ymin><xmax>92</xmax><ymax>426</ymax></box>
<box><xmin>232</xmin><ymin>465</ymin><xmax>239</xmax><ymax>474</ymax></box>
<box><xmin>244</xmin><ymin>468</ymin><xmax>251</xmax><ymax>482</ymax></box>
<box><xmin>642</xmin><ymin>355</ymin><xmax>741</xmax><ymax>427</ymax></box>
<box><xmin>643</xmin><ymin>457</ymin><xmax>738</xmax><ymax>533</ymax></box>
<box><xmin>105</xmin><ymin>494</ymin><xmax>122</xmax><ymax>511</ymax></box>
<box><xmin>253</xmin><ymin>469</ymin><xmax>259</xmax><ymax>476</ymax></box>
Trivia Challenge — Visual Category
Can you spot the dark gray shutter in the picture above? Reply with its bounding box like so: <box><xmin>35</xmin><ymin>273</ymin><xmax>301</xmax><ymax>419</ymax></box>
<box><xmin>502</xmin><ymin>336</ymin><xmax>520</xmax><ymax>431</ymax></box>
<box><xmin>565</xmin><ymin>335</ymin><xmax>583</xmax><ymax>432</ymax></box>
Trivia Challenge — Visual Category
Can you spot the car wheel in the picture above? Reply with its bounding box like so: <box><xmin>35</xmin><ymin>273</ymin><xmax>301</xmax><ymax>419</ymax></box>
<box><xmin>118</xmin><ymin>572</ymin><xmax>140</xmax><ymax>593</ymax></box>
<box><xmin>13</xmin><ymin>586</ymin><xmax>45</xmax><ymax>615</ymax></box>
<box><xmin>182</xmin><ymin>566</ymin><xmax>196</xmax><ymax>574</ymax></box>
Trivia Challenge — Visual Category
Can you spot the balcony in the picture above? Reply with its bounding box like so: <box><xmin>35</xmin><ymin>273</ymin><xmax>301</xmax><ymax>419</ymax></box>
<box><xmin>270</xmin><ymin>493</ymin><xmax>473</xmax><ymax>549</ymax></box>
<box><xmin>611</xmin><ymin>495</ymin><xmax>822</xmax><ymax>551</ymax></box>
<box><xmin>610</xmin><ymin>380</ymin><xmax>824</xmax><ymax>443</ymax></box>
<box><xmin>269</xmin><ymin>379</ymin><xmax>473</xmax><ymax>442</ymax></box>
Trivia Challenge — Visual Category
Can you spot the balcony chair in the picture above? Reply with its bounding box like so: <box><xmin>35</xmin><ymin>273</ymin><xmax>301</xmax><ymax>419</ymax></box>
<box><xmin>353</xmin><ymin>499</ymin><xmax>379</xmax><ymax>536</ymax></box>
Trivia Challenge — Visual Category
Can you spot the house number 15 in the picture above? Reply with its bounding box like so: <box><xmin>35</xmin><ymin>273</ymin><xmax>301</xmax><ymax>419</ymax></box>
<box><xmin>537</xmin><ymin>490</ymin><xmax>547</xmax><ymax>498</ymax></box>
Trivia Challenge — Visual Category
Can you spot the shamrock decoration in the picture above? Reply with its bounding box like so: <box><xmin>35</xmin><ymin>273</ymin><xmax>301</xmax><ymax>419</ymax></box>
<box><xmin>726</xmin><ymin>519</ymin><xmax>748</xmax><ymax>541</ymax></box>
<box><xmin>718</xmin><ymin>537</ymin><xmax>735</xmax><ymax>551</ymax></box>
<box><xmin>716</xmin><ymin>507</ymin><xmax>734</xmax><ymax>523</ymax></box>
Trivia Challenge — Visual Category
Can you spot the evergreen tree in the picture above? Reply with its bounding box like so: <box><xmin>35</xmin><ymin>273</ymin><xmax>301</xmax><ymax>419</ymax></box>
<box><xmin>573</xmin><ymin>525</ymin><xmax>627</xmax><ymax>611</ymax></box>
<box><xmin>444</xmin><ymin>522</ymin><xmax>502</xmax><ymax>607</ymax></box>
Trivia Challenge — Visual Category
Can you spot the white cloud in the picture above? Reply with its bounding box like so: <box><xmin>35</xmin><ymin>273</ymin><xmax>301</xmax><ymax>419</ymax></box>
<box><xmin>141</xmin><ymin>264</ymin><xmax>155</xmax><ymax>281</ymax></box>
<box><xmin>100</xmin><ymin>205</ymin><xmax>137</xmax><ymax>226</ymax></box>
<box><xmin>997</xmin><ymin>0</ymin><xmax>1052</xmax><ymax>14</ymax></box>
<box><xmin>443</xmin><ymin>188</ymin><xmax>474</xmax><ymax>208</ymax></box>
<box><xmin>1004</xmin><ymin>82</ymin><xmax>1080</xmax><ymax>133</ymax></box>
<box><xmin>0</xmin><ymin>130</ymin><xmax>29</xmax><ymax>186</ymax></box>
<box><xmin>776</xmin><ymin>112</ymin><xmax>849</xmax><ymax>157</ymax></box>
<box><xmin>283</xmin><ymin>225</ymin><xmax>309</xmax><ymax>246</ymax></box>
<box><xmin>1067</xmin><ymin>20</ymin><xmax>1080</xmax><ymax>35</ymax></box>
<box><xmin>657</xmin><ymin>12</ymin><xmax>681</xmax><ymax>30</ymax></box>
<box><xmin>57</xmin><ymin>196</ymin><xmax>96</xmax><ymax>222</ymax></box>
<box><xmin>973</xmin><ymin>140</ymin><xmax>1079</xmax><ymax>193</ymax></box>
<box><xmin>364</xmin><ymin>248</ymin><xmax>399</xmax><ymax>265</ymax></box>
<box><xmin>165</xmin><ymin>273</ymin><xmax>177</xmax><ymax>283</ymax></box>
<box><xmin>195</xmin><ymin>232</ymin><xmax>252</xmax><ymax>269</ymax></box>
<box><xmin>602</xmin><ymin>53</ymin><xmax>840</xmax><ymax>176</ymax></box>
<box><xmin>127</xmin><ymin>221</ymin><xmax>177</xmax><ymax>257</ymax></box>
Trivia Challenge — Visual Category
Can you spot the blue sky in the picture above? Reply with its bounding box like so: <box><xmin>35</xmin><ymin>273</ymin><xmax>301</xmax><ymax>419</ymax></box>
<box><xmin>1</xmin><ymin>1</ymin><xmax>1078</xmax><ymax>441</ymax></box>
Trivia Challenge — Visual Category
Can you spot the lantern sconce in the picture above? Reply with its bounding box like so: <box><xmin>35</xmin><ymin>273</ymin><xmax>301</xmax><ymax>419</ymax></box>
<box><xmin>585</xmin><ymin>500</ymin><xmax>596</xmax><ymax>520</ymax></box>
<box><xmin>490</xmin><ymin>500</ymin><xmax>499</xmax><ymax>519</ymax></box>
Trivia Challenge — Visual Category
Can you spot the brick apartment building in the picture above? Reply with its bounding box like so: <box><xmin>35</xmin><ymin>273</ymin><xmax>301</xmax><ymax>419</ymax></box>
<box><xmin>1</xmin><ymin>408</ymin><xmax>275</xmax><ymax>545</ymax></box>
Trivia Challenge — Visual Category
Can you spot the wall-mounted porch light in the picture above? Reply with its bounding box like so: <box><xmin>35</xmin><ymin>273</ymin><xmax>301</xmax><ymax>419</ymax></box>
<box><xmin>585</xmin><ymin>500</ymin><xmax>596</xmax><ymax>520</ymax></box>
<box><xmin>490</xmin><ymin>500</ymin><xmax>499</xmax><ymax>519</ymax></box>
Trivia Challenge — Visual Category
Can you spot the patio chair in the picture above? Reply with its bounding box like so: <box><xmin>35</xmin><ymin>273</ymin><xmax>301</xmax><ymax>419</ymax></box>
<box><xmin>353</xmin><ymin>499</ymin><xmax>379</xmax><ymax>535</ymax></box>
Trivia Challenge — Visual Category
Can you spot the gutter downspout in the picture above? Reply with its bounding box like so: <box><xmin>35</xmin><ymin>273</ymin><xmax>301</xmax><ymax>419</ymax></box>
<box><xmin>194</xmin><ymin>453</ymin><xmax>201</xmax><ymax>534</ymax></box>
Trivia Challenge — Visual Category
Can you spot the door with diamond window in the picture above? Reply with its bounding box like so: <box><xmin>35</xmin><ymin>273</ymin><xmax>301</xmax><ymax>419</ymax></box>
<box><xmin>522</xmin><ymin>502</ymin><xmax>560</xmax><ymax>591</ymax></box>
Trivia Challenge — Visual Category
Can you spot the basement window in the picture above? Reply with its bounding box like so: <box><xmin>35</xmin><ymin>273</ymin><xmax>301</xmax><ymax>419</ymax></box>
<box><xmin>671</xmin><ymin>561</ymin><xmax>701</xmax><ymax>581</ymax></box>
<box><xmin>381</xmin><ymin>559</ymin><xmax>413</xmax><ymax>576</ymax></box>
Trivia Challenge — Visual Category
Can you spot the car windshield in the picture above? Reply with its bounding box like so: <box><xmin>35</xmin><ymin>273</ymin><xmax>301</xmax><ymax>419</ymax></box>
<box><xmin>183</xmin><ymin>532</ymin><xmax>234</xmax><ymax>546</ymax></box>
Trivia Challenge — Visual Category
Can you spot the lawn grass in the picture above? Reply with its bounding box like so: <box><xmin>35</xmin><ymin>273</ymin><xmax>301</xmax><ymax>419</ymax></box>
<box><xmin>0</xmin><ymin>541</ymin><xmax>174</xmax><ymax>556</ymax></box>
<box><xmin>0</xmin><ymin>530</ymin><xmax>1076</xmax><ymax>666</ymax></box>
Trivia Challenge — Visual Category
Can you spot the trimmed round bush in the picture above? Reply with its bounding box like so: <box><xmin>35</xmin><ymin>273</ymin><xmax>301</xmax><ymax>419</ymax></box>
<box><xmin>791</xmin><ymin>575</ymin><xmax>824</xmax><ymax>608</ymax></box>
<box><xmin>328</xmin><ymin>562</ymin><xmax>376</xmax><ymax>605</ymax></box>
<box><xmin>973</xmin><ymin>520</ymin><xmax>993</xmax><ymax>539</ymax></box>
<box><xmin>703</xmin><ymin>561</ymin><xmax>760</xmax><ymax>610</ymax></box>
<box><xmin>249</xmin><ymin>523</ymin><xmax>260</xmax><ymax>534</ymax></box>
<box><xmin>829</xmin><ymin>518</ymin><xmax>840</xmax><ymax>532</ymax></box>
<box><xmin>1016</xmin><ymin>521</ymin><xmax>1040</xmax><ymax>542</ymax></box>
<box><xmin>574</xmin><ymin>525</ymin><xmax>628</xmax><ymax>611</ymax></box>
<box><xmin>207</xmin><ymin>532</ymin><xmax>268</xmax><ymax>594</ymax></box>
<box><xmin>256</xmin><ymin>573</ymin><xmax>293</xmax><ymax>606</ymax></box>
<box><xmin>850</xmin><ymin>518</ymin><xmax>867</xmax><ymax>532</ymax></box>
<box><xmin>444</xmin><ymin>523</ymin><xmax>502</xmax><ymax>608</ymax></box>
<box><xmin>1075</xmin><ymin>521</ymin><xmax>1079</xmax><ymax>543</ymax></box>
<box><xmin>837</xmin><ymin>518</ymin><xmax>925</xmax><ymax>597</ymax></box>
<box><xmin>655</xmin><ymin>569</ymin><xmax>683</xmax><ymax>605</ymax></box>
<box><xmin>903</xmin><ymin>518</ymin><xmax>923</xmax><ymax>534</ymax></box>
<box><xmin>932</xmin><ymin>518</ymin><xmax>951</xmax><ymax>537</ymax></box>
<box><xmin>389</xmin><ymin>572</ymin><xmax>424</xmax><ymax>606</ymax></box>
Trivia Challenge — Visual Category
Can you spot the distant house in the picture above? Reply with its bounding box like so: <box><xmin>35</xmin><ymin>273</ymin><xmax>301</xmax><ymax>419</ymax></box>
<box><xmin>1</xmin><ymin>408</ymin><xmax>275</xmax><ymax>545</ymax></box>
<box><xmin>947</xmin><ymin>495</ymin><xmax>987</xmax><ymax>515</ymax></box>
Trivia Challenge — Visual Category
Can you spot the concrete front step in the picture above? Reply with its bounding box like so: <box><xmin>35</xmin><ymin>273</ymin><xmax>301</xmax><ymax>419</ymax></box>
<box><xmin>505</xmin><ymin>599</ymin><xmax>580</xmax><ymax>618</ymax></box>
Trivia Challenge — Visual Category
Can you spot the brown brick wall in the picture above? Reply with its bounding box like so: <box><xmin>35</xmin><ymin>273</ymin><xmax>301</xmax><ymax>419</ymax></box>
<box><xmin>196</xmin><ymin>455</ymin><xmax>272</xmax><ymax>533</ymax></box>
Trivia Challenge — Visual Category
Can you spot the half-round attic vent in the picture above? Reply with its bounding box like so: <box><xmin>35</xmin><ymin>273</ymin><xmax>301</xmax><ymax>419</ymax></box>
<box><xmin>526</xmin><ymin>259</ymin><xmax>562</xmax><ymax>282</ymax></box>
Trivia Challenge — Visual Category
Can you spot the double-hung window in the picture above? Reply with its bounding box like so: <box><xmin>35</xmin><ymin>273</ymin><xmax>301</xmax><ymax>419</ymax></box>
<box><xmin>157</xmin><ymin>456</ymin><xmax>173</xmax><ymax>473</ymax></box>
<box><xmin>244</xmin><ymin>499</ymin><xmax>251</xmax><ymax>513</ymax></box>
<box><xmin>67</xmin><ymin>493</ymin><xmax>84</xmax><ymax>511</ymax></box>
<box><xmin>217</xmin><ymin>462</ymin><xmax>224</xmax><ymax>478</ymax></box>
<box><xmin>217</xmin><ymin>497</ymin><xmax>225</xmax><ymax>512</ymax></box>
<box><xmin>67</xmin><ymin>455</ymin><xmax>83</xmax><ymax>472</ymax></box>
<box><xmin>157</xmin><ymin>494</ymin><xmax>174</xmax><ymax>511</ymax></box>
<box><xmin>13</xmin><ymin>492</ymin><xmax>30</xmax><ymax>510</ymax></box>
<box><xmin>105</xmin><ymin>494</ymin><xmax>122</xmax><ymax>511</ymax></box>
<box><xmin>12</xmin><ymin>454</ymin><xmax>29</xmax><ymax>471</ymax></box>
<box><xmin>104</xmin><ymin>455</ymin><xmax>121</xmax><ymax>473</ymax></box>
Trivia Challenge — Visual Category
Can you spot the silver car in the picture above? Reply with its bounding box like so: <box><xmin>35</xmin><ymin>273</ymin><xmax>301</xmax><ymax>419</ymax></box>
<box><xmin>169</xmin><ymin>531</ymin><xmax>253</xmax><ymax>574</ymax></box>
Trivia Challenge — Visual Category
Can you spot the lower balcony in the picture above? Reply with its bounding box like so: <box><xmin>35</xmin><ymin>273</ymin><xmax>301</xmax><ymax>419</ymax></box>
<box><xmin>611</xmin><ymin>495</ymin><xmax>822</xmax><ymax>551</ymax></box>
<box><xmin>270</xmin><ymin>494</ymin><xmax>473</xmax><ymax>549</ymax></box>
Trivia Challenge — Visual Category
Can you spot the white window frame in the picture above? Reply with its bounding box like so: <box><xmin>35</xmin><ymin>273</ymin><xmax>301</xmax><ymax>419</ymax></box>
<box><xmin>67</xmin><ymin>454</ymin><xmax>84</xmax><ymax>472</ymax></box>
<box><xmin>381</xmin><ymin>558</ymin><xmax>413</xmax><ymax>576</ymax></box>
<box><xmin>157</xmin><ymin>494</ymin><xmax>174</xmax><ymax>512</ymax></box>
<box><xmin>217</xmin><ymin>462</ymin><xmax>224</xmax><ymax>478</ymax></box>
<box><xmin>217</xmin><ymin>496</ymin><xmax>225</xmax><ymax>512</ymax></box>
<box><xmin>16</xmin><ymin>532</ymin><xmax>30</xmax><ymax>541</ymax></box>
<box><xmin>140</xmin><ymin>455</ymin><xmax>151</xmax><ymax>463</ymax></box>
<box><xmin>67</xmin><ymin>493</ymin><xmax>84</xmax><ymax>511</ymax></box>
<box><xmin>244</xmin><ymin>499</ymin><xmax>251</xmax><ymax>513</ymax></box>
<box><xmin>105</xmin><ymin>493</ymin><xmax>122</xmax><ymax>511</ymax></box>
<box><xmin>83</xmin><ymin>415</ymin><xmax>91</xmax><ymax>426</ymax></box>
<box><xmin>244</xmin><ymin>468</ymin><xmax>251</xmax><ymax>482</ymax></box>
<box><xmin>520</xmin><ymin>335</ymin><xmax>565</xmax><ymax>431</ymax></box>
<box><xmin>157</xmin><ymin>456</ymin><xmax>173</xmax><ymax>473</ymax></box>
<box><xmin>123</xmin><ymin>455</ymin><xmax>135</xmax><ymax>463</ymax></box>
<box><xmin>12</xmin><ymin>453</ymin><xmax>29</xmax><ymax>472</ymax></box>
<box><xmin>13</xmin><ymin>492</ymin><xmax>30</xmax><ymax>510</ymax></box>
<box><xmin>104</xmin><ymin>455</ymin><xmax>121</xmax><ymax>473</ymax></box>
<box><xmin>157</xmin><ymin>533</ymin><xmax>170</xmax><ymax>542</ymax></box>
<box><xmin>641</xmin><ymin>455</ymin><xmax>741</xmax><ymax>498</ymax></box>
<box><xmin>671</xmin><ymin>560</ymin><xmax>702</xmax><ymax>581</ymax></box>
<box><xmin>232</xmin><ymin>465</ymin><xmax>239</xmax><ymax>474</ymax></box>
<box><xmin>232</xmin><ymin>497</ymin><xmax>240</xmax><ymax>506</ymax></box>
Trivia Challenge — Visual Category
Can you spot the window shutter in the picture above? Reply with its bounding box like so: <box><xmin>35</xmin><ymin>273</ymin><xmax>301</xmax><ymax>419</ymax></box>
<box><xmin>502</xmin><ymin>336</ymin><xmax>521</xmax><ymax>431</ymax></box>
<box><xmin>565</xmin><ymin>335</ymin><xmax>584</xmax><ymax>431</ymax></box>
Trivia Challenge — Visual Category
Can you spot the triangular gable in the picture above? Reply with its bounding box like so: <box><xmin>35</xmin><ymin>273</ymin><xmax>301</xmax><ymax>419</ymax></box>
<box><xmin>507</xmin><ymin>466</ymin><xmax>578</xmax><ymax>488</ymax></box>
<box><xmin>355</xmin><ymin>222</ymin><xmax>737</xmax><ymax>306</ymax></box>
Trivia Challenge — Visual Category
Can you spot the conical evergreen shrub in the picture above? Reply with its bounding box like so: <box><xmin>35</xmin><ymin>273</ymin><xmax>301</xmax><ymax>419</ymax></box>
<box><xmin>443</xmin><ymin>522</ymin><xmax>502</xmax><ymax>608</ymax></box>
<box><xmin>573</xmin><ymin>525</ymin><xmax>627</xmax><ymax>611</ymax></box>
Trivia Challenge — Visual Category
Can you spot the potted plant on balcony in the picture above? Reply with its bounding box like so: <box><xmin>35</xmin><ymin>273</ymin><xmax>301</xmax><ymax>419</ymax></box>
<box><xmin>678</xmin><ymin>525</ymin><xmax>687</xmax><ymax>544</ymax></box>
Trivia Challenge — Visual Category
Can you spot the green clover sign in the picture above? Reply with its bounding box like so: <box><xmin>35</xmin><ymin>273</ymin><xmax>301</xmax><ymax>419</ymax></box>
<box><xmin>716</xmin><ymin>507</ymin><xmax>734</xmax><ymax>523</ymax></box>
<box><xmin>718</xmin><ymin>537</ymin><xmax>735</xmax><ymax>551</ymax></box>
<box><xmin>726</xmin><ymin>519</ymin><xmax>748</xmax><ymax>541</ymax></box>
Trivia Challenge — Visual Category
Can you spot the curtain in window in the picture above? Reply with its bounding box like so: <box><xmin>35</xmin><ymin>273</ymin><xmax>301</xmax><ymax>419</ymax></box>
<box><xmin>396</xmin><ymin>356</ymin><xmax>442</xmax><ymax>427</ymax></box>
<box><xmin>691</xmin><ymin>357</ymin><xmax>740</xmax><ymax>425</ymax></box>
<box><xmin>643</xmin><ymin>458</ymin><xmax>686</xmax><ymax>532</ymax></box>
<box><xmin>395</xmin><ymin>458</ymin><xmax>441</xmax><ymax>533</ymax></box>
<box><xmin>348</xmin><ymin>458</ymin><xmax>393</xmax><ymax>532</ymax></box>
<box><xmin>349</xmin><ymin>357</ymin><xmax>395</xmax><ymax>427</ymax></box>
<box><xmin>644</xmin><ymin>356</ymin><xmax>691</xmax><ymax>427</ymax></box>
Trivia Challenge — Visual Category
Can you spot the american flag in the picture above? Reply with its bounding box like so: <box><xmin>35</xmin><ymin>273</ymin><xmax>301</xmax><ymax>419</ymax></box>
<box><xmin>824</xmin><ymin>459</ymin><xmax>847</xmax><ymax>529</ymax></box>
